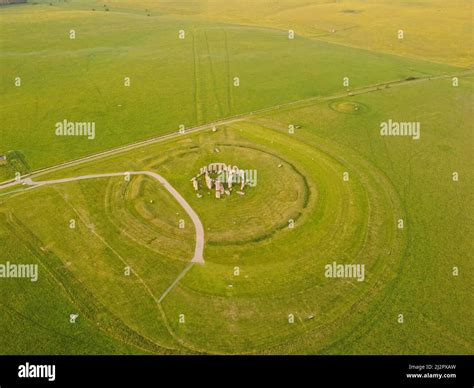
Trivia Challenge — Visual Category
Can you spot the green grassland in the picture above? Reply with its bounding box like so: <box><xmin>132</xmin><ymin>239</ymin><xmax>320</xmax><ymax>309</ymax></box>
<box><xmin>0</xmin><ymin>120</ymin><xmax>404</xmax><ymax>353</ymax></box>
<box><xmin>1</xmin><ymin>73</ymin><xmax>472</xmax><ymax>354</ymax></box>
<box><xmin>184</xmin><ymin>0</ymin><xmax>474</xmax><ymax>67</ymax></box>
<box><xmin>0</xmin><ymin>0</ymin><xmax>472</xmax><ymax>355</ymax></box>
<box><xmin>27</xmin><ymin>0</ymin><xmax>473</xmax><ymax>67</ymax></box>
<box><xmin>0</xmin><ymin>1</ymin><xmax>464</xmax><ymax>178</ymax></box>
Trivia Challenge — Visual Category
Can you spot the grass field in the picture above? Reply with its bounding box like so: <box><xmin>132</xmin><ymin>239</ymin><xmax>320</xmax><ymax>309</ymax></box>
<box><xmin>0</xmin><ymin>1</ymin><xmax>463</xmax><ymax>178</ymax></box>
<box><xmin>0</xmin><ymin>0</ymin><xmax>472</xmax><ymax>355</ymax></box>
<box><xmin>24</xmin><ymin>0</ymin><xmax>473</xmax><ymax>67</ymax></box>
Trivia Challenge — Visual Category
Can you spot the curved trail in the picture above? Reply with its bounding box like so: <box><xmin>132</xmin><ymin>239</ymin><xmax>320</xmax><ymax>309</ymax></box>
<box><xmin>6</xmin><ymin>171</ymin><xmax>205</xmax><ymax>307</ymax></box>
<box><xmin>19</xmin><ymin>171</ymin><xmax>205</xmax><ymax>265</ymax></box>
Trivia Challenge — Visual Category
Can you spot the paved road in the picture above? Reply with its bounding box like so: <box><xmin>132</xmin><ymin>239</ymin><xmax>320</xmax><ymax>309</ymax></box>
<box><xmin>20</xmin><ymin>171</ymin><xmax>205</xmax><ymax>264</ymax></box>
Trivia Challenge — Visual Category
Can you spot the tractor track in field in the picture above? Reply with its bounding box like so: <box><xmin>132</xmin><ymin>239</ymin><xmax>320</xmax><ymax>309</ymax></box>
<box><xmin>204</xmin><ymin>29</ymin><xmax>225</xmax><ymax>118</ymax></box>
<box><xmin>223</xmin><ymin>29</ymin><xmax>233</xmax><ymax>115</ymax></box>
<box><xmin>191</xmin><ymin>30</ymin><xmax>203</xmax><ymax>125</ymax></box>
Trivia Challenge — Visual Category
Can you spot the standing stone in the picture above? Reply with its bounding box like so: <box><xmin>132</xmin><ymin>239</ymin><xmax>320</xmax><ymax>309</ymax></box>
<box><xmin>239</xmin><ymin>170</ymin><xmax>245</xmax><ymax>190</ymax></box>
<box><xmin>205</xmin><ymin>173</ymin><xmax>213</xmax><ymax>190</ymax></box>
<box><xmin>192</xmin><ymin>178</ymin><xmax>199</xmax><ymax>191</ymax></box>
